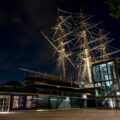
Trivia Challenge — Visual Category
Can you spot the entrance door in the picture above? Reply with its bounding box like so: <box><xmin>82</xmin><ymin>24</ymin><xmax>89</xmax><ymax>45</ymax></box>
<box><xmin>0</xmin><ymin>95</ymin><xmax>10</xmax><ymax>112</ymax></box>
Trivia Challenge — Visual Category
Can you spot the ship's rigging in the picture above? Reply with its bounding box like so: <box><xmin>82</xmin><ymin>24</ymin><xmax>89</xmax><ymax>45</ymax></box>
<box><xmin>41</xmin><ymin>8</ymin><xmax>120</xmax><ymax>85</ymax></box>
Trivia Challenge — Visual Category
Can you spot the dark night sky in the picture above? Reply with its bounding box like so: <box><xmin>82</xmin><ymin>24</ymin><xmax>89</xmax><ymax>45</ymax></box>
<box><xmin>0</xmin><ymin>0</ymin><xmax>120</xmax><ymax>84</ymax></box>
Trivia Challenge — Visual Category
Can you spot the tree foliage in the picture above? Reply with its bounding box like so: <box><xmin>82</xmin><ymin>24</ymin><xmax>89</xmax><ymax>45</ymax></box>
<box><xmin>107</xmin><ymin>0</ymin><xmax>120</xmax><ymax>19</ymax></box>
<box><xmin>5</xmin><ymin>80</ymin><xmax>21</xmax><ymax>86</ymax></box>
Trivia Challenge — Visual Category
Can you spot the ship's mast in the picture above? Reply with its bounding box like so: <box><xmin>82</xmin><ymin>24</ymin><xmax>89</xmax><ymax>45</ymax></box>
<box><xmin>42</xmin><ymin>8</ymin><xmax>120</xmax><ymax>85</ymax></box>
<box><xmin>54</xmin><ymin>16</ymin><xmax>67</xmax><ymax>79</ymax></box>
<box><xmin>98</xmin><ymin>29</ymin><xmax>109</xmax><ymax>60</ymax></box>
<box><xmin>43</xmin><ymin>12</ymin><xmax>75</xmax><ymax>80</ymax></box>
<box><xmin>80</xmin><ymin>11</ymin><xmax>92</xmax><ymax>83</ymax></box>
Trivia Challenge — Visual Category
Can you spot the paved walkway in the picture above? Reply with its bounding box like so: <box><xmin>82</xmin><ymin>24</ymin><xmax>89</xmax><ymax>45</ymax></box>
<box><xmin>0</xmin><ymin>109</ymin><xmax>120</xmax><ymax>120</ymax></box>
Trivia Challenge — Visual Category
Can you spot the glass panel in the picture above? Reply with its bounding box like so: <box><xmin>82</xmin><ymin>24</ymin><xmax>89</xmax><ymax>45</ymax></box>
<box><xmin>57</xmin><ymin>97</ymin><xmax>71</xmax><ymax>110</ymax></box>
<box><xmin>12</xmin><ymin>96</ymin><xmax>19</xmax><ymax>109</ymax></box>
<box><xmin>26</xmin><ymin>96</ymin><xmax>32</xmax><ymax>108</ymax></box>
<box><xmin>107</xmin><ymin>61</ymin><xmax>117</xmax><ymax>80</ymax></box>
<box><xmin>102</xmin><ymin>98</ymin><xmax>118</xmax><ymax>108</ymax></box>
<box><xmin>100</xmin><ymin>63</ymin><xmax>108</xmax><ymax>81</ymax></box>
<box><xmin>95</xmin><ymin>89</ymin><xmax>102</xmax><ymax>97</ymax></box>
<box><xmin>0</xmin><ymin>96</ymin><xmax>10</xmax><ymax>112</ymax></box>
<box><xmin>93</xmin><ymin>65</ymin><xmax>101</xmax><ymax>82</ymax></box>
<box><xmin>49</xmin><ymin>97</ymin><xmax>57</xmax><ymax>109</ymax></box>
<box><xmin>37</xmin><ymin>96</ymin><xmax>49</xmax><ymax>109</ymax></box>
<box><xmin>25</xmin><ymin>95</ymin><xmax>38</xmax><ymax>109</ymax></box>
<box><xmin>19</xmin><ymin>96</ymin><xmax>26</xmax><ymax>109</ymax></box>
<box><xmin>57</xmin><ymin>97</ymin><xmax>65</xmax><ymax>109</ymax></box>
<box><xmin>70</xmin><ymin>97</ymin><xmax>80</xmax><ymax>108</ymax></box>
<box><xmin>31</xmin><ymin>96</ymin><xmax>38</xmax><ymax>109</ymax></box>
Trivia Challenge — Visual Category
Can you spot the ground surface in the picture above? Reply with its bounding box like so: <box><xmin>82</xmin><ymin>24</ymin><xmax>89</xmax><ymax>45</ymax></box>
<box><xmin>0</xmin><ymin>109</ymin><xmax>120</xmax><ymax>120</ymax></box>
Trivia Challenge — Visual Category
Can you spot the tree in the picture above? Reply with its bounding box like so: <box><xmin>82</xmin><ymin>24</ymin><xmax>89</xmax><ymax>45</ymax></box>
<box><xmin>107</xmin><ymin>0</ymin><xmax>120</xmax><ymax>19</ymax></box>
<box><xmin>5</xmin><ymin>81</ymin><xmax>21</xmax><ymax>87</ymax></box>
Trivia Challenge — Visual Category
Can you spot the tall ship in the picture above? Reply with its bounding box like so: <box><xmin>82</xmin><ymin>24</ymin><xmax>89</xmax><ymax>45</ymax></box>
<box><xmin>41</xmin><ymin>9</ymin><xmax>120</xmax><ymax>109</ymax></box>
<box><xmin>41</xmin><ymin>9</ymin><xmax>119</xmax><ymax>83</ymax></box>
<box><xmin>0</xmin><ymin>9</ymin><xmax>120</xmax><ymax>112</ymax></box>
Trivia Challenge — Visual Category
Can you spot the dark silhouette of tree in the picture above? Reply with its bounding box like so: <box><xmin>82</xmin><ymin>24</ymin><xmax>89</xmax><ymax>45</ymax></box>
<box><xmin>107</xmin><ymin>0</ymin><xmax>120</xmax><ymax>19</ymax></box>
<box><xmin>5</xmin><ymin>81</ymin><xmax>21</xmax><ymax>87</ymax></box>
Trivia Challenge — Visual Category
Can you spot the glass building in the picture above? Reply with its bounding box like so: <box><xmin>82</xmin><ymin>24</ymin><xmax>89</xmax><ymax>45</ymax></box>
<box><xmin>92</xmin><ymin>59</ymin><xmax>120</xmax><ymax>108</ymax></box>
<box><xmin>0</xmin><ymin>93</ymin><xmax>96</xmax><ymax>112</ymax></box>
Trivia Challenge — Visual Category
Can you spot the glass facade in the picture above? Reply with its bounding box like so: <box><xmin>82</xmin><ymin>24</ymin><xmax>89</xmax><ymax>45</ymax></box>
<box><xmin>92</xmin><ymin>59</ymin><xmax>119</xmax><ymax>108</ymax></box>
<box><xmin>92</xmin><ymin>60</ymin><xmax>118</xmax><ymax>97</ymax></box>
<box><xmin>0</xmin><ymin>94</ymin><xmax>96</xmax><ymax>112</ymax></box>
